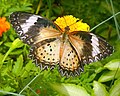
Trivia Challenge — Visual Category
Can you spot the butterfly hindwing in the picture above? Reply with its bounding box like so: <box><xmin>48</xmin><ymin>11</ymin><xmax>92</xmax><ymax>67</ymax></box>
<box><xmin>32</xmin><ymin>38</ymin><xmax>61</xmax><ymax>70</ymax></box>
<box><xmin>59</xmin><ymin>40</ymin><xmax>84</xmax><ymax>77</ymax></box>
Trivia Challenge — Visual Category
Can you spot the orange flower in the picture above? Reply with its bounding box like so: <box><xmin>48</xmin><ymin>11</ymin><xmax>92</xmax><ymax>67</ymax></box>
<box><xmin>0</xmin><ymin>17</ymin><xmax>10</xmax><ymax>37</ymax></box>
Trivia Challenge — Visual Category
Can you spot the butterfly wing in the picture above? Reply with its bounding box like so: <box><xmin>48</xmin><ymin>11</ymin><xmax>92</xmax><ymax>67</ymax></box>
<box><xmin>10</xmin><ymin>12</ymin><xmax>61</xmax><ymax>44</ymax></box>
<box><xmin>58</xmin><ymin>39</ymin><xmax>84</xmax><ymax>77</ymax></box>
<box><xmin>10</xmin><ymin>12</ymin><xmax>62</xmax><ymax>70</ymax></box>
<box><xmin>33</xmin><ymin>38</ymin><xmax>61</xmax><ymax>70</ymax></box>
<box><xmin>68</xmin><ymin>31</ymin><xmax>114</xmax><ymax>65</ymax></box>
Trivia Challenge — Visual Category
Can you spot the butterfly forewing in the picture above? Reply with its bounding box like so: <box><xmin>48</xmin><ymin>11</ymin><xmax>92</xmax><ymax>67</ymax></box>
<box><xmin>10</xmin><ymin>12</ymin><xmax>61</xmax><ymax>45</ymax></box>
<box><xmin>69</xmin><ymin>31</ymin><xmax>113</xmax><ymax>65</ymax></box>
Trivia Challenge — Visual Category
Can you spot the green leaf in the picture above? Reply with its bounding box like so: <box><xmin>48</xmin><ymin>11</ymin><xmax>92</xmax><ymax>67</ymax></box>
<box><xmin>0</xmin><ymin>53</ymin><xmax>4</xmax><ymax>67</ymax></box>
<box><xmin>50</xmin><ymin>83</ymin><xmax>90</xmax><ymax>96</ymax></box>
<box><xmin>1</xmin><ymin>60</ymin><xmax>13</xmax><ymax>76</ymax></box>
<box><xmin>104</xmin><ymin>59</ymin><xmax>120</xmax><ymax>70</ymax></box>
<box><xmin>4</xmin><ymin>42</ymin><xmax>12</xmax><ymax>47</ymax></box>
<box><xmin>2</xmin><ymin>38</ymin><xmax>23</xmax><ymax>64</ymax></box>
<box><xmin>93</xmin><ymin>81</ymin><xmax>109</xmax><ymax>96</ymax></box>
<box><xmin>98</xmin><ymin>70</ymin><xmax>120</xmax><ymax>82</ymax></box>
<box><xmin>12</xmin><ymin>55</ymin><xmax>23</xmax><ymax>76</ymax></box>
<box><xmin>109</xmin><ymin>78</ymin><xmax>120</xmax><ymax>96</ymax></box>
<box><xmin>2</xmin><ymin>86</ymin><xmax>15</xmax><ymax>92</ymax></box>
<box><xmin>11</xmin><ymin>38</ymin><xmax>24</xmax><ymax>49</ymax></box>
<box><xmin>10</xmin><ymin>49</ymin><xmax>23</xmax><ymax>55</ymax></box>
<box><xmin>21</xmin><ymin>61</ymin><xmax>35</xmax><ymax>77</ymax></box>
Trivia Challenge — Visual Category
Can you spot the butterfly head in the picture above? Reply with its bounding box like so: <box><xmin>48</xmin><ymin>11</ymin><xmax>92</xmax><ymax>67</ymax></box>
<box><xmin>64</xmin><ymin>26</ymin><xmax>70</xmax><ymax>33</ymax></box>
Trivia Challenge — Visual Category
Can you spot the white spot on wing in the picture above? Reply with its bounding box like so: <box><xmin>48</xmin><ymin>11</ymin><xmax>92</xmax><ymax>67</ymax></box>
<box><xmin>21</xmin><ymin>15</ymin><xmax>42</xmax><ymax>33</ymax></box>
<box><xmin>91</xmin><ymin>33</ymin><xmax>100</xmax><ymax>57</ymax></box>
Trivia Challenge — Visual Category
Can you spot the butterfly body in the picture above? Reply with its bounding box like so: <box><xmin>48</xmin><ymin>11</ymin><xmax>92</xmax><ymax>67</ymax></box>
<box><xmin>10</xmin><ymin>12</ymin><xmax>113</xmax><ymax>77</ymax></box>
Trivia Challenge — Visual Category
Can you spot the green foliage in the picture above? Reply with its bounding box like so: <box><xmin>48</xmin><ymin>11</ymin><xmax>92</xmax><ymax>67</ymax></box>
<box><xmin>0</xmin><ymin>0</ymin><xmax>120</xmax><ymax>96</ymax></box>
<box><xmin>99</xmin><ymin>59</ymin><xmax>120</xmax><ymax>82</ymax></box>
<box><xmin>0</xmin><ymin>0</ymin><xmax>32</xmax><ymax>17</ymax></box>
<box><xmin>93</xmin><ymin>81</ymin><xmax>109</xmax><ymax>96</ymax></box>
<box><xmin>109</xmin><ymin>78</ymin><xmax>120</xmax><ymax>96</ymax></box>
<box><xmin>50</xmin><ymin>83</ymin><xmax>90</xmax><ymax>96</ymax></box>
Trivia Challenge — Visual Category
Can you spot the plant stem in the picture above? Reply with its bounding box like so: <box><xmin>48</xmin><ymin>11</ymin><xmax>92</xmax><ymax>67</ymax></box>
<box><xmin>36</xmin><ymin>0</ymin><xmax>42</xmax><ymax>14</ymax></box>
<box><xmin>90</xmin><ymin>12</ymin><xmax>120</xmax><ymax>32</ymax></box>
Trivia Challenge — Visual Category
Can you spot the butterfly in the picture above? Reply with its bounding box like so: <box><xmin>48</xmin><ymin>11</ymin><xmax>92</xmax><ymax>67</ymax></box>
<box><xmin>10</xmin><ymin>12</ymin><xmax>114</xmax><ymax>77</ymax></box>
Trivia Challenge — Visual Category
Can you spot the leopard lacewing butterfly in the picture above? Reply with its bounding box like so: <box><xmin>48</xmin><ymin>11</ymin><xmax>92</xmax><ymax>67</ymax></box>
<box><xmin>10</xmin><ymin>12</ymin><xmax>114</xmax><ymax>77</ymax></box>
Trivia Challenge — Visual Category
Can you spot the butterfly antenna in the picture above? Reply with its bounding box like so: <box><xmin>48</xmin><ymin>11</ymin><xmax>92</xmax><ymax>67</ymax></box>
<box><xmin>68</xmin><ymin>19</ymin><xmax>80</xmax><ymax>27</ymax></box>
<box><xmin>63</xmin><ymin>17</ymin><xmax>80</xmax><ymax>32</ymax></box>
<box><xmin>63</xmin><ymin>15</ymin><xmax>80</xmax><ymax>28</ymax></box>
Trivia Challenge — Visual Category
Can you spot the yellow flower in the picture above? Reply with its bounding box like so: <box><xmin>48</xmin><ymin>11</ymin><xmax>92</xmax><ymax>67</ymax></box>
<box><xmin>54</xmin><ymin>15</ymin><xmax>90</xmax><ymax>32</ymax></box>
<box><xmin>0</xmin><ymin>17</ymin><xmax>10</xmax><ymax>37</ymax></box>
